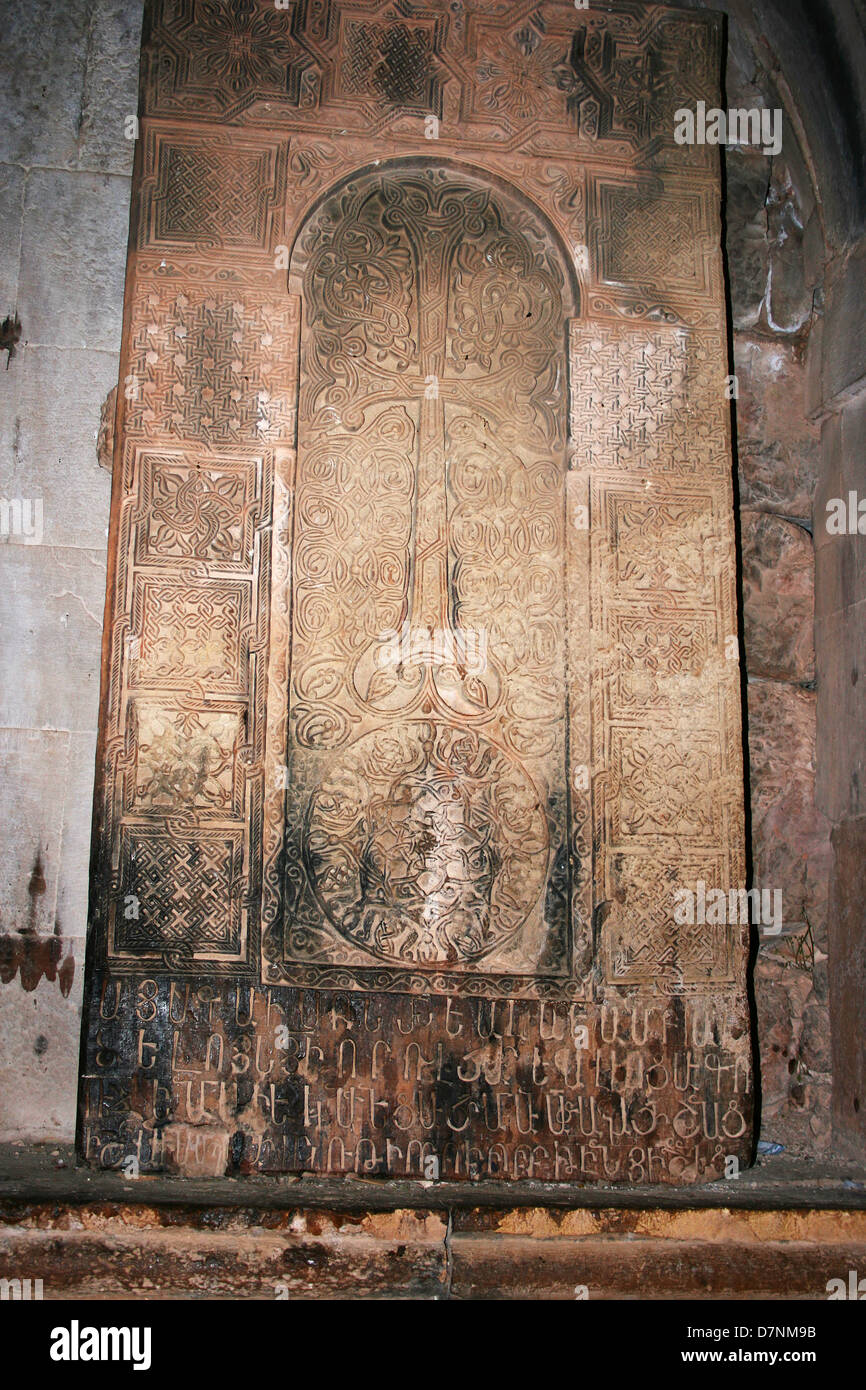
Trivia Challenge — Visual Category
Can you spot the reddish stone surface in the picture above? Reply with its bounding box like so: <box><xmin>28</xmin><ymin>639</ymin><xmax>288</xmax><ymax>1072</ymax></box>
<box><xmin>754</xmin><ymin>955</ymin><xmax>831</xmax><ymax>1153</ymax></box>
<box><xmin>4</xmin><ymin>1196</ymin><xmax>866</xmax><ymax>1299</ymax></box>
<box><xmin>725</xmin><ymin>150</ymin><xmax>772</xmax><ymax>333</ymax></box>
<box><xmin>733</xmin><ymin>337</ymin><xmax>819</xmax><ymax>518</ymax></box>
<box><xmin>742</xmin><ymin>510</ymin><xmax>815</xmax><ymax>683</ymax></box>
<box><xmin>747</xmin><ymin>682</ymin><xmax>832</xmax><ymax>940</ymax></box>
<box><xmin>829</xmin><ymin>817</ymin><xmax>866</xmax><ymax>1159</ymax></box>
<box><xmin>78</xmin><ymin>1</ymin><xmax>751</xmax><ymax>1186</ymax></box>
<box><xmin>747</xmin><ymin>682</ymin><xmax>833</xmax><ymax>1154</ymax></box>
<box><xmin>0</xmin><ymin>1203</ymin><xmax>449</xmax><ymax>1299</ymax></box>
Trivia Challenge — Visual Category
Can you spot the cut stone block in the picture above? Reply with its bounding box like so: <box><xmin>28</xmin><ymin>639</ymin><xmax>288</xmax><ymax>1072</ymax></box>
<box><xmin>0</xmin><ymin>545</ymin><xmax>106</xmax><ymax>733</ymax></box>
<box><xmin>734</xmin><ymin>335</ymin><xmax>820</xmax><ymax>518</ymax></box>
<box><xmin>742</xmin><ymin>510</ymin><xmax>815</xmax><ymax>683</ymax></box>
<box><xmin>17</xmin><ymin>169</ymin><xmax>132</xmax><ymax>352</ymax></box>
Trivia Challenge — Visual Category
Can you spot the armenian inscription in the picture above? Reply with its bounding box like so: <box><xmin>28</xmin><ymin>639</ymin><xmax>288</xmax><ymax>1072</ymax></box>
<box><xmin>79</xmin><ymin>0</ymin><xmax>751</xmax><ymax>1184</ymax></box>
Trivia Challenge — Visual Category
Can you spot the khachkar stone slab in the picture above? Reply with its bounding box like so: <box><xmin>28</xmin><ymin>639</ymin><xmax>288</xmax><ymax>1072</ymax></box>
<box><xmin>79</xmin><ymin>0</ymin><xmax>751</xmax><ymax>1184</ymax></box>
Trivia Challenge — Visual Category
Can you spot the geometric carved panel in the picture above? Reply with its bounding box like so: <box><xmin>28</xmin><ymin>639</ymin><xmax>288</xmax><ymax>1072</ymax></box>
<box><xmin>337</xmin><ymin>15</ymin><xmax>444</xmax><ymax>110</ymax></box>
<box><xmin>602</xmin><ymin>853</ymin><xmax>734</xmax><ymax>988</ymax></box>
<box><xmin>594</xmin><ymin>182</ymin><xmax>711</xmax><ymax>294</ymax></box>
<box><xmin>133</xmin><ymin>451</ymin><xmax>259</xmax><ymax>568</ymax></box>
<box><xmin>560</xmin><ymin>12</ymin><xmax>720</xmax><ymax>148</ymax></box>
<box><xmin>610</xmin><ymin>612</ymin><xmax>717</xmax><ymax>715</ymax></box>
<box><xmin>123</xmin><ymin>703</ymin><xmax>243</xmax><ymax>817</ymax></box>
<box><xmin>133</xmin><ymin>579</ymin><xmax>249</xmax><ymax>692</ymax></box>
<box><xmin>124</xmin><ymin>285</ymin><xmax>298</xmax><ymax>446</ymax></box>
<box><xmin>569</xmin><ymin>322</ymin><xmax>730</xmax><ymax>476</ymax></box>
<box><xmin>608</xmin><ymin>493</ymin><xmax>715</xmax><ymax>598</ymax></box>
<box><xmin>112</xmin><ymin>828</ymin><xmax>245</xmax><ymax>963</ymax></box>
<box><xmin>138</xmin><ymin>130</ymin><xmax>288</xmax><ymax>255</ymax></box>
<box><xmin>142</xmin><ymin>0</ymin><xmax>320</xmax><ymax>119</ymax></box>
<box><xmin>607</xmin><ymin>729</ymin><xmax>724</xmax><ymax>841</ymax></box>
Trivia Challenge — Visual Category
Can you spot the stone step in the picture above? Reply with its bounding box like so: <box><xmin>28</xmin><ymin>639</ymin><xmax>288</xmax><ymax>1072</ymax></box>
<box><xmin>3</xmin><ymin>1202</ymin><xmax>865</xmax><ymax>1300</ymax></box>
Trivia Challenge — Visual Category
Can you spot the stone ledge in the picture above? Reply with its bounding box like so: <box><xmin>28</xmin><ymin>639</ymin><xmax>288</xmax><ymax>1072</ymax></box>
<box><xmin>0</xmin><ymin>1205</ymin><xmax>447</xmax><ymax>1300</ymax></box>
<box><xmin>3</xmin><ymin>1198</ymin><xmax>866</xmax><ymax>1300</ymax></box>
<box><xmin>3</xmin><ymin>1145</ymin><xmax>866</xmax><ymax>1212</ymax></box>
<box><xmin>449</xmin><ymin>1231</ymin><xmax>866</xmax><ymax>1300</ymax></box>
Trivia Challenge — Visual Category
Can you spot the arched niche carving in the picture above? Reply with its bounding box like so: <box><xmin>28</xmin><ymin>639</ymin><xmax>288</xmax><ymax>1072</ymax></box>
<box><xmin>267</xmin><ymin>161</ymin><xmax>588</xmax><ymax>987</ymax></box>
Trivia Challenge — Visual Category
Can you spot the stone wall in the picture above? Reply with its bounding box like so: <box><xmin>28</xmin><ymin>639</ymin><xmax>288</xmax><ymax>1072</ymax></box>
<box><xmin>721</xmin><ymin>33</ymin><xmax>835</xmax><ymax>1155</ymax></box>
<box><xmin>813</xmin><ymin>223</ymin><xmax>866</xmax><ymax>1162</ymax></box>
<box><xmin>0</xmin><ymin>0</ymin><xmax>853</xmax><ymax>1163</ymax></box>
<box><xmin>0</xmin><ymin>0</ymin><xmax>143</xmax><ymax>1140</ymax></box>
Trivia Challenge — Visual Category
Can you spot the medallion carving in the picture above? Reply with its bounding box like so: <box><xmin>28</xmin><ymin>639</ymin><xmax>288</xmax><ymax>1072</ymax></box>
<box><xmin>306</xmin><ymin>720</ymin><xmax>548</xmax><ymax>967</ymax></box>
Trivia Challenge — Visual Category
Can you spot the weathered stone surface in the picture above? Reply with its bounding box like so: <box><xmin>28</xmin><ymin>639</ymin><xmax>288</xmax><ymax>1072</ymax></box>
<box><xmin>449</xmin><ymin>1208</ymin><xmax>866</xmax><ymax>1299</ymax></box>
<box><xmin>77</xmin><ymin>0</ymin><xmax>751</xmax><ymax>1187</ymax></box>
<box><xmin>0</xmin><ymin>726</ymin><xmax>86</xmax><ymax>1143</ymax></box>
<box><xmin>747</xmin><ymin>682</ymin><xmax>832</xmax><ymax>942</ymax></box>
<box><xmin>77</xmin><ymin>1</ymin><xmax>145</xmax><ymax>176</ymax></box>
<box><xmin>56</xmin><ymin>731</ymin><xmax>99</xmax><ymax>940</ymax></box>
<box><xmin>2</xmin><ymin>345</ymin><xmax>115</xmax><ymax>550</ymax></box>
<box><xmin>0</xmin><ymin>0</ymin><xmax>90</xmax><ymax>169</ymax></box>
<box><xmin>722</xmin><ymin>61</ymin><xmax>816</xmax><ymax>339</ymax></box>
<box><xmin>742</xmin><ymin>510</ymin><xmax>815</xmax><ymax>682</ymax></box>
<box><xmin>0</xmin><ymin>544</ymin><xmax>106</xmax><ymax>732</ymax></box>
<box><xmin>723</xmin><ymin>17</ymin><xmax>771</xmax><ymax>123</ymax></box>
<box><xmin>754</xmin><ymin>960</ymin><xmax>801</xmax><ymax>1121</ymax></box>
<box><xmin>0</xmin><ymin>980</ymin><xmax>81</xmax><ymax>1142</ymax></box>
<box><xmin>815</xmin><ymin>391</ymin><xmax>866</xmax><ymax>842</ymax></box>
<box><xmin>815</xmin><ymin>598</ymin><xmax>866</xmax><ymax>823</ymax></box>
<box><xmin>802</xmin><ymin>1000</ymin><xmax>833</xmax><ymax>1077</ymax></box>
<box><xmin>725</xmin><ymin>148</ymin><xmax>772</xmax><ymax>331</ymax></box>
<box><xmin>754</xmin><ymin>955</ymin><xmax>831</xmax><ymax>1154</ymax></box>
<box><xmin>820</xmin><ymin>237</ymin><xmax>866</xmax><ymax>408</ymax></box>
<box><xmin>0</xmin><ymin>1205</ymin><xmax>448</xmax><ymax>1298</ymax></box>
<box><xmin>734</xmin><ymin>336</ymin><xmax>820</xmax><ymax>517</ymax></box>
<box><xmin>5</xmin><ymin>1194</ymin><xmax>866</xmax><ymax>1299</ymax></box>
<box><xmin>97</xmin><ymin>386</ymin><xmax>118</xmax><ymax>474</ymax></box>
<box><xmin>0</xmin><ymin>728</ymin><xmax>69</xmax><ymax>938</ymax></box>
<box><xmin>17</xmin><ymin>169</ymin><xmax>132</xmax><ymax>352</ymax></box>
<box><xmin>814</xmin><ymin>514</ymin><xmax>866</xmax><ymax>632</ymax></box>
<box><xmin>814</xmin><ymin>391</ymin><xmax>866</xmax><ymax>619</ymax></box>
<box><xmin>0</xmin><ymin>164</ymin><xmax>25</xmax><ymax>311</ymax></box>
<box><xmin>828</xmin><ymin>817</ymin><xmax>866</xmax><ymax>1159</ymax></box>
<box><xmin>0</xmin><ymin>3</ymin><xmax>854</xmax><ymax>1182</ymax></box>
<box><xmin>766</xmin><ymin>162</ymin><xmax>814</xmax><ymax>336</ymax></box>
<box><xmin>0</xmin><ymin>0</ymin><xmax>844</xmax><ymax>1169</ymax></box>
<box><xmin>0</xmin><ymin>1</ymin><xmax>132</xmax><ymax>1157</ymax></box>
